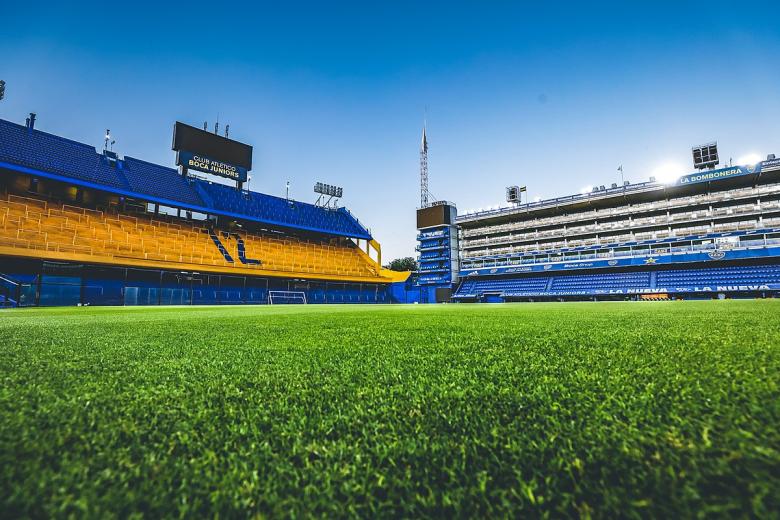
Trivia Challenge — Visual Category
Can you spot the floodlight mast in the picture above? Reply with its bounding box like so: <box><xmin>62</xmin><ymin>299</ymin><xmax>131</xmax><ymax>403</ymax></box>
<box><xmin>0</xmin><ymin>80</ymin><xmax>5</xmax><ymax>101</ymax></box>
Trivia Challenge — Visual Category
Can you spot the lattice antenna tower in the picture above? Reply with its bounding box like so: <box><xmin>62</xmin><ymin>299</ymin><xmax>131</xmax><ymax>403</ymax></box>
<box><xmin>420</xmin><ymin>121</ymin><xmax>429</xmax><ymax>208</ymax></box>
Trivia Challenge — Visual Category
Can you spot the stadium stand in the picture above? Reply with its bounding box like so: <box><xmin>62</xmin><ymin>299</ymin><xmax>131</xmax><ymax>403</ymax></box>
<box><xmin>195</xmin><ymin>179</ymin><xmax>368</xmax><ymax>237</ymax></box>
<box><xmin>0</xmin><ymin>119</ymin><xmax>127</xmax><ymax>190</ymax></box>
<box><xmin>0</xmin><ymin>116</ymin><xmax>405</xmax><ymax>306</ymax></box>
<box><xmin>456</xmin><ymin>277</ymin><xmax>549</xmax><ymax>296</ymax></box>
<box><xmin>656</xmin><ymin>264</ymin><xmax>780</xmax><ymax>287</ymax></box>
<box><xmin>121</xmin><ymin>157</ymin><xmax>203</xmax><ymax>206</ymax></box>
<box><xmin>0</xmin><ymin>119</ymin><xmax>371</xmax><ymax>239</ymax></box>
<box><xmin>449</xmin><ymin>153</ymin><xmax>780</xmax><ymax>301</ymax></box>
<box><xmin>453</xmin><ymin>263</ymin><xmax>780</xmax><ymax>300</ymax></box>
<box><xmin>550</xmin><ymin>272</ymin><xmax>651</xmax><ymax>291</ymax></box>
<box><xmin>0</xmin><ymin>194</ymin><xmax>376</xmax><ymax>278</ymax></box>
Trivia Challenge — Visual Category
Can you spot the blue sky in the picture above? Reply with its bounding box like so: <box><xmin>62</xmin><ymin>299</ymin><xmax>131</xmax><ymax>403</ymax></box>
<box><xmin>2</xmin><ymin>1</ymin><xmax>779</xmax><ymax>259</ymax></box>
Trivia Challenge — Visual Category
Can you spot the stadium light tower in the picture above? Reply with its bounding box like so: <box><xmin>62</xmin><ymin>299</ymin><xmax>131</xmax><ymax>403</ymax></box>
<box><xmin>0</xmin><ymin>80</ymin><xmax>5</xmax><ymax>101</ymax></box>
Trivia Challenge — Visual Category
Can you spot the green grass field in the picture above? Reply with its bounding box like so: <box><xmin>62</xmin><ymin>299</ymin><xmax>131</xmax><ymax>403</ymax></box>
<box><xmin>1</xmin><ymin>301</ymin><xmax>779</xmax><ymax>518</ymax></box>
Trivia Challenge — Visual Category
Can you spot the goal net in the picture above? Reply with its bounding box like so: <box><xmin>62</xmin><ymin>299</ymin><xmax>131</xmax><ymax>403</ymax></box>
<box><xmin>268</xmin><ymin>290</ymin><xmax>307</xmax><ymax>305</ymax></box>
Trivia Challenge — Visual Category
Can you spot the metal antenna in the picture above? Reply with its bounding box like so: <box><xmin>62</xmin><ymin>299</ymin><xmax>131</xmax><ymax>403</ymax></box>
<box><xmin>420</xmin><ymin>116</ymin><xmax>429</xmax><ymax>209</ymax></box>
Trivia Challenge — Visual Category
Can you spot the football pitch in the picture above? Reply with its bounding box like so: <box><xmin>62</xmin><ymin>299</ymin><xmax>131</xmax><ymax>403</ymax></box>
<box><xmin>1</xmin><ymin>301</ymin><xmax>779</xmax><ymax>517</ymax></box>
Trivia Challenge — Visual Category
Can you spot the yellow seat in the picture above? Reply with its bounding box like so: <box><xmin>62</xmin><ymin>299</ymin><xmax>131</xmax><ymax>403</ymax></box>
<box><xmin>0</xmin><ymin>194</ymin><xmax>381</xmax><ymax>280</ymax></box>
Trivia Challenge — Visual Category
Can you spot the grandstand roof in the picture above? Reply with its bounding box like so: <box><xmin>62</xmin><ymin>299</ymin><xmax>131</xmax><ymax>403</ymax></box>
<box><xmin>0</xmin><ymin>118</ymin><xmax>372</xmax><ymax>239</ymax></box>
<box><xmin>457</xmin><ymin>158</ymin><xmax>780</xmax><ymax>226</ymax></box>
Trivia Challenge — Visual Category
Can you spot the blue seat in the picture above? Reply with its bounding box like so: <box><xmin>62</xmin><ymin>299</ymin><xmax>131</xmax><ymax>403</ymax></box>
<box><xmin>0</xmin><ymin>118</ymin><xmax>372</xmax><ymax>239</ymax></box>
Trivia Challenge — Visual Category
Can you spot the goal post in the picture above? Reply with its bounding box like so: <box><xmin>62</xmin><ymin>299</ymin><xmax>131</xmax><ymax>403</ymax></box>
<box><xmin>268</xmin><ymin>290</ymin><xmax>307</xmax><ymax>305</ymax></box>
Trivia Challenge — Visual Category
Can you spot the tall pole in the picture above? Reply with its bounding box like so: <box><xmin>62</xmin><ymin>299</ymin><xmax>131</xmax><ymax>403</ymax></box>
<box><xmin>420</xmin><ymin>125</ymin><xmax>429</xmax><ymax>208</ymax></box>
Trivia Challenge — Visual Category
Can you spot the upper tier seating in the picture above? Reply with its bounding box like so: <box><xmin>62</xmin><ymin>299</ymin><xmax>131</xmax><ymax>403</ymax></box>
<box><xmin>0</xmin><ymin>194</ymin><xmax>378</xmax><ymax>279</ymax></box>
<box><xmin>0</xmin><ymin>120</ymin><xmax>127</xmax><ymax>190</ymax></box>
<box><xmin>194</xmin><ymin>180</ymin><xmax>368</xmax><ymax>237</ymax></box>
<box><xmin>0</xmin><ymin>119</ymin><xmax>370</xmax><ymax>238</ymax></box>
<box><xmin>121</xmin><ymin>157</ymin><xmax>202</xmax><ymax>206</ymax></box>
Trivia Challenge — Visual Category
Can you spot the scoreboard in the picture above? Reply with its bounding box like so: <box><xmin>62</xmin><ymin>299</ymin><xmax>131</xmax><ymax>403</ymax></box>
<box><xmin>417</xmin><ymin>202</ymin><xmax>456</xmax><ymax>229</ymax></box>
<box><xmin>172</xmin><ymin>122</ymin><xmax>253</xmax><ymax>182</ymax></box>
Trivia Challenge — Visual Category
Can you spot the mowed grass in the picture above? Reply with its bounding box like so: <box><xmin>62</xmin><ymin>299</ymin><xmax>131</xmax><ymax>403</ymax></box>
<box><xmin>1</xmin><ymin>302</ymin><xmax>779</xmax><ymax>518</ymax></box>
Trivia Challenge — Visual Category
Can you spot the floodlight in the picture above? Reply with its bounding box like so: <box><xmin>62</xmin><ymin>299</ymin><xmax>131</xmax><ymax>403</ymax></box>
<box><xmin>692</xmin><ymin>142</ymin><xmax>719</xmax><ymax>170</ymax></box>
<box><xmin>314</xmin><ymin>181</ymin><xmax>344</xmax><ymax>205</ymax></box>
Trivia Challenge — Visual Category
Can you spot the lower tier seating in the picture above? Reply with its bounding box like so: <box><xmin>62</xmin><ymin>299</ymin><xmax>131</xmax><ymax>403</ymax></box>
<box><xmin>551</xmin><ymin>272</ymin><xmax>650</xmax><ymax>291</ymax></box>
<box><xmin>0</xmin><ymin>193</ymin><xmax>378</xmax><ymax>279</ymax></box>
<box><xmin>456</xmin><ymin>277</ymin><xmax>549</xmax><ymax>296</ymax></box>
<box><xmin>454</xmin><ymin>263</ymin><xmax>780</xmax><ymax>298</ymax></box>
<box><xmin>656</xmin><ymin>265</ymin><xmax>780</xmax><ymax>286</ymax></box>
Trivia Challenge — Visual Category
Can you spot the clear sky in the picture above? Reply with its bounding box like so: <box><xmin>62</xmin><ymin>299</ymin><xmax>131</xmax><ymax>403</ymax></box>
<box><xmin>2</xmin><ymin>1</ymin><xmax>779</xmax><ymax>260</ymax></box>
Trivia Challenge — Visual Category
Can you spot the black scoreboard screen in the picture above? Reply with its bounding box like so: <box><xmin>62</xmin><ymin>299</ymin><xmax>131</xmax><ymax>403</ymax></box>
<box><xmin>172</xmin><ymin>122</ymin><xmax>253</xmax><ymax>170</ymax></box>
<box><xmin>417</xmin><ymin>204</ymin><xmax>455</xmax><ymax>229</ymax></box>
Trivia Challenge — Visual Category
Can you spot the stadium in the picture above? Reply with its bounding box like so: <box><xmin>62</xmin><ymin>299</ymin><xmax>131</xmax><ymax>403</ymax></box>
<box><xmin>449</xmin><ymin>153</ymin><xmax>780</xmax><ymax>302</ymax></box>
<box><xmin>2</xmin><ymin>4</ymin><xmax>780</xmax><ymax>517</ymax></box>
<box><xmin>4</xmin><ymin>115</ymin><xmax>777</xmax><ymax>308</ymax></box>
